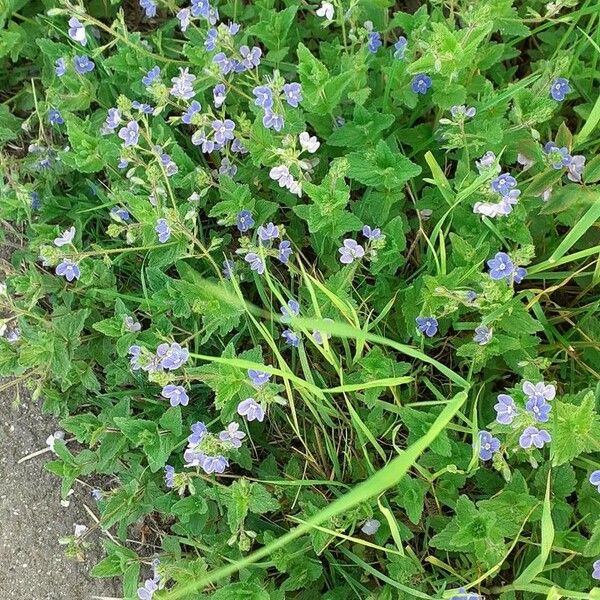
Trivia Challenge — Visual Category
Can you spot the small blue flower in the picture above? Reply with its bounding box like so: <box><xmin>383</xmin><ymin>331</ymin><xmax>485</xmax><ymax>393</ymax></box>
<box><xmin>200</xmin><ymin>455</ymin><xmax>229</xmax><ymax>474</ymax></box>
<box><xmin>164</xmin><ymin>465</ymin><xmax>175</xmax><ymax>489</ymax></box>
<box><xmin>30</xmin><ymin>192</ymin><xmax>41</xmax><ymax>210</ymax></box>
<box><xmin>465</xmin><ymin>290</ymin><xmax>477</xmax><ymax>302</ymax></box>
<box><xmin>487</xmin><ymin>252</ymin><xmax>514</xmax><ymax>281</ymax></box>
<box><xmin>237</xmin><ymin>398</ymin><xmax>265</xmax><ymax>422</ymax></box>
<box><xmin>54</xmin><ymin>226</ymin><xmax>75</xmax><ymax>247</ymax></box>
<box><xmin>523</xmin><ymin>380</ymin><xmax>555</xmax><ymax>403</ymax></box>
<box><xmin>477</xmin><ymin>431</ymin><xmax>500</xmax><ymax>461</ymax></box>
<box><xmin>473</xmin><ymin>325</ymin><xmax>492</xmax><ymax>345</ymax></box>
<box><xmin>73</xmin><ymin>55</ymin><xmax>95</xmax><ymax>74</ymax></box>
<box><xmin>139</xmin><ymin>0</ymin><xmax>157</xmax><ymax>18</ymax></box>
<box><xmin>188</xmin><ymin>421</ymin><xmax>207</xmax><ymax>445</ymax></box>
<box><xmin>191</xmin><ymin>0</ymin><xmax>210</xmax><ymax>17</ymax></box>
<box><xmin>142</xmin><ymin>66</ymin><xmax>160</xmax><ymax>87</ymax></box>
<box><xmin>102</xmin><ymin>107</ymin><xmax>121</xmax><ymax>133</ymax></box>
<box><xmin>219</xmin><ymin>422</ymin><xmax>246</xmax><ymax>448</ymax></box>
<box><xmin>48</xmin><ymin>109</ymin><xmax>64</xmax><ymax>125</ymax></box>
<box><xmin>182</xmin><ymin>100</ymin><xmax>201</xmax><ymax>124</ymax></box>
<box><xmin>219</xmin><ymin>157</ymin><xmax>237</xmax><ymax>177</ymax></box>
<box><xmin>240</xmin><ymin>45</ymin><xmax>262</xmax><ymax>69</ymax></box>
<box><xmin>222</xmin><ymin>259</ymin><xmax>234</xmax><ymax>279</ymax></box>
<box><xmin>263</xmin><ymin>110</ymin><xmax>284</xmax><ymax>131</ymax></box>
<box><xmin>543</xmin><ymin>142</ymin><xmax>572</xmax><ymax>169</ymax></box>
<box><xmin>248</xmin><ymin>368</ymin><xmax>271</xmax><ymax>386</ymax></box>
<box><xmin>416</xmin><ymin>316</ymin><xmax>438</xmax><ymax>337</ymax></box>
<box><xmin>253</xmin><ymin>85</ymin><xmax>273</xmax><ymax>109</ymax></box>
<box><xmin>411</xmin><ymin>73</ymin><xmax>432</xmax><ymax>95</ymax></box>
<box><xmin>177</xmin><ymin>7</ymin><xmax>191</xmax><ymax>31</ymax></box>
<box><xmin>68</xmin><ymin>17</ymin><xmax>87</xmax><ymax>46</ymax></box>
<box><xmin>137</xmin><ymin>578</ymin><xmax>158</xmax><ymax>600</ymax></box>
<box><xmin>550</xmin><ymin>78</ymin><xmax>570</xmax><ymax>101</ymax></box>
<box><xmin>526</xmin><ymin>397</ymin><xmax>551</xmax><ymax>422</ymax></box>
<box><xmin>277</xmin><ymin>240</ymin><xmax>292</xmax><ymax>264</ymax></box>
<box><xmin>593</xmin><ymin>560</ymin><xmax>600</xmax><ymax>581</ymax></box>
<box><xmin>161</xmin><ymin>384</ymin><xmax>189</xmax><ymax>407</ymax></box>
<box><xmin>155</xmin><ymin>219</ymin><xmax>171</xmax><ymax>243</ymax></box>
<box><xmin>118</xmin><ymin>121</ymin><xmax>139</xmax><ymax>146</ymax></box>
<box><xmin>213</xmin><ymin>52</ymin><xmax>233</xmax><ymax>74</ymax></box>
<box><xmin>228</xmin><ymin>22</ymin><xmax>240</xmax><ymax>35</ymax></box>
<box><xmin>212</xmin><ymin>119</ymin><xmax>235</xmax><ymax>144</ymax></box>
<box><xmin>111</xmin><ymin>206</ymin><xmax>130</xmax><ymax>221</ymax></box>
<box><xmin>56</xmin><ymin>259</ymin><xmax>80</xmax><ymax>282</ymax></box>
<box><xmin>450</xmin><ymin>587</ymin><xmax>481</xmax><ymax>600</ymax></box>
<box><xmin>519</xmin><ymin>426</ymin><xmax>551</xmax><ymax>449</ymax></box>
<box><xmin>282</xmin><ymin>329</ymin><xmax>300</xmax><ymax>347</ymax></box>
<box><xmin>362</xmin><ymin>225</ymin><xmax>382</xmax><ymax>240</ymax></box>
<box><xmin>367</xmin><ymin>31</ymin><xmax>382</xmax><ymax>53</ymax></box>
<box><xmin>118</xmin><ymin>157</ymin><xmax>129</xmax><ymax>169</ymax></box>
<box><xmin>170</xmin><ymin>67</ymin><xmax>196</xmax><ymax>100</ymax></box>
<box><xmin>281</xmin><ymin>299</ymin><xmax>300</xmax><ymax>322</ymax></box>
<box><xmin>245</xmin><ymin>252</ymin><xmax>265</xmax><ymax>274</ymax></box>
<box><xmin>156</xmin><ymin>342</ymin><xmax>189</xmax><ymax>370</ymax></box>
<box><xmin>589</xmin><ymin>470</ymin><xmax>600</xmax><ymax>492</ymax></box>
<box><xmin>213</xmin><ymin>83</ymin><xmax>227</xmax><ymax>108</ymax></box>
<box><xmin>205</xmin><ymin>28</ymin><xmax>218</xmax><ymax>52</ymax></box>
<box><xmin>361</xmin><ymin>519</ymin><xmax>380</xmax><ymax>535</ymax></box>
<box><xmin>91</xmin><ymin>488</ymin><xmax>103</xmax><ymax>501</ymax></box>
<box><xmin>490</xmin><ymin>173</ymin><xmax>517</xmax><ymax>196</ymax></box>
<box><xmin>282</xmin><ymin>82</ymin><xmax>302</xmax><ymax>107</ymax></box>
<box><xmin>513</xmin><ymin>267</ymin><xmax>527</xmax><ymax>284</ymax></box>
<box><xmin>257</xmin><ymin>222</ymin><xmax>280</xmax><ymax>242</ymax></box>
<box><xmin>495</xmin><ymin>394</ymin><xmax>517</xmax><ymax>425</ymax></box>
<box><xmin>236</xmin><ymin>210</ymin><xmax>255</xmax><ymax>233</ymax></box>
<box><xmin>338</xmin><ymin>239</ymin><xmax>365</xmax><ymax>264</ymax></box>
<box><xmin>132</xmin><ymin>100</ymin><xmax>154</xmax><ymax>114</ymax></box>
<box><xmin>393</xmin><ymin>36</ymin><xmax>407</xmax><ymax>59</ymax></box>
<box><xmin>55</xmin><ymin>57</ymin><xmax>66</xmax><ymax>77</ymax></box>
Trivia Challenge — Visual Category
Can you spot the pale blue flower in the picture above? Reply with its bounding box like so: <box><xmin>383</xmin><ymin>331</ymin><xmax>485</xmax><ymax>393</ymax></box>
<box><xmin>491</xmin><ymin>173</ymin><xmax>517</xmax><ymax>196</ymax></box>
<box><xmin>282</xmin><ymin>329</ymin><xmax>300</xmax><ymax>347</ymax></box>
<box><xmin>494</xmin><ymin>394</ymin><xmax>517</xmax><ymax>425</ymax></box>
<box><xmin>367</xmin><ymin>31</ymin><xmax>382</xmax><ymax>53</ymax></box>
<box><xmin>213</xmin><ymin>83</ymin><xmax>227</xmax><ymax>108</ymax></box>
<box><xmin>68</xmin><ymin>17</ymin><xmax>87</xmax><ymax>46</ymax></box>
<box><xmin>393</xmin><ymin>36</ymin><xmax>407</xmax><ymax>59</ymax></box>
<box><xmin>170</xmin><ymin>68</ymin><xmax>196</xmax><ymax>100</ymax></box>
<box><xmin>49</xmin><ymin>109</ymin><xmax>64</xmax><ymax>125</ymax></box>
<box><xmin>240</xmin><ymin>45</ymin><xmax>262</xmax><ymax>69</ymax></box>
<box><xmin>161</xmin><ymin>384</ymin><xmax>189</xmax><ymax>407</ymax></box>
<box><xmin>362</xmin><ymin>225</ymin><xmax>382</xmax><ymax>240</ymax></box>
<box><xmin>277</xmin><ymin>240</ymin><xmax>292</xmax><ymax>264</ymax></box>
<box><xmin>212</xmin><ymin>119</ymin><xmax>235</xmax><ymax>144</ymax></box>
<box><xmin>487</xmin><ymin>252</ymin><xmax>513</xmax><ymax>281</ymax></box>
<box><xmin>118</xmin><ymin>121</ymin><xmax>139</xmax><ymax>146</ymax></box>
<box><xmin>473</xmin><ymin>325</ymin><xmax>492</xmax><ymax>345</ymax></box>
<box><xmin>550</xmin><ymin>78</ymin><xmax>570</xmax><ymax>101</ymax></box>
<box><xmin>478</xmin><ymin>430</ymin><xmax>500</xmax><ymax>460</ymax></box>
<box><xmin>142</xmin><ymin>66</ymin><xmax>160</xmax><ymax>87</ymax></box>
<box><xmin>177</xmin><ymin>7</ymin><xmax>191</xmax><ymax>31</ymax></box>
<box><xmin>411</xmin><ymin>73</ymin><xmax>431</xmax><ymax>94</ymax></box>
<box><xmin>263</xmin><ymin>110</ymin><xmax>284</xmax><ymax>131</ymax></box>
<box><xmin>253</xmin><ymin>85</ymin><xmax>273</xmax><ymax>109</ymax></box>
<box><xmin>338</xmin><ymin>239</ymin><xmax>364</xmax><ymax>264</ymax></box>
<box><xmin>156</xmin><ymin>342</ymin><xmax>189</xmax><ymax>370</ymax></box>
<box><xmin>219</xmin><ymin>422</ymin><xmax>246</xmax><ymax>448</ymax></box>
<box><xmin>56</xmin><ymin>259</ymin><xmax>80</xmax><ymax>282</ymax></box>
<box><xmin>416</xmin><ymin>316</ymin><xmax>438</xmax><ymax>337</ymax></box>
<box><xmin>519</xmin><ymin>426</ymin><xmax>551</xmax><ymax>449</ymax></box>
<box><xmin>257</xmin><ymin>222</ymin><xmax>280</xmax><ymax>242</ymax></box>
<box><xmin>237</xmin><ymin>398</ymin><xmax>265</xmax><ymax>422</ymax></box>
<box><xmin>236</xmin><ymin>210</ymin><xmax>254</xmax><ymax>232</ymax></box>
<box><xmin>55</xmin><ymin>57</ymin><xmax>66</xmax><ymax>76</ymax></box>
<box><xmin>73</xmin><ymin>55</ymin><xmax>95</xmax><ymax>74</ymax></box>
<box><xmin>139</xmin><ymin>0</ymin><xmax>157</xmax><ymax>18</ymax></box>
<box><xmin>245</xmin><ymin>252</ymin><xmax>265</xmax><ymax>274</ymax></box>
<box><xmin>164</xmin><ymin>465</ymin><xmax>175</xmax><ymax>488</ymax></box>
<box><xmin>589</xmin><ymin>470</ymin><xmax>600</xmax><ymax>492</ymax></box>
<box><xmin>282</xmin><ymin>82</ymin><xmax>302</xmax><ymax>107</ymax></box>
<box><xmin>205</xmin><ymin>28</ymin><xmax>218</xmax><ymax>51</ymax></box>
<box><xmin>361</xmin><ymin>519</ymin><xmax>380</xmax><ymax>535</ymax></box>
<box><xmin>526</xmin><ymin>397</ymin><xmax>551</xmax><ymax>422</ymax></box>
<box><xmin>248</xmin><ymin>368</ymin><xmax>271</xmax><ymax>386</ymax></box>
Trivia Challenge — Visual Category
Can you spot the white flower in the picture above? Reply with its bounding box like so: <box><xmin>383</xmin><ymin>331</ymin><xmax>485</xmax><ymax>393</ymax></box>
<box><xmin>299</xmin><ymin>131</ymin><xmax>320</xmax><ymax>153</ymax></box>
<box><xmin>287</xmin><ymin>180</ymin><xmax>302</xmax><ymax>197</ymax></box>
<box><xmin>74</xmin><ymin>524</ymin><xmax>88</xmax><ymax>538</ymax></box>
<box><xmin>46</xmin><ymin>430</ymin><xmax>65</xmax><ymax>452</ymax></box>
<box><xmin>361</xmin><ymin>519</ymin><xmax>380</xmax><ymax>535</ymax></box>
<box><xmin>54</xmin><ymin>226</ymin><xmax>76</xmax><ymax>247</ymax></box>
<box><xmin>316</xmin><ymin>1</ymin><xmax>334</xmax><ymax>20</ymax></box>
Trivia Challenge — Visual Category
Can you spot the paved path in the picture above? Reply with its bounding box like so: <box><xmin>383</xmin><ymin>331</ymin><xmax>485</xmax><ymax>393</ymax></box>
<box><xmin>0</xmin><ymin>388</ymin><xmax>120</xmax><ymax>599</ymax></box>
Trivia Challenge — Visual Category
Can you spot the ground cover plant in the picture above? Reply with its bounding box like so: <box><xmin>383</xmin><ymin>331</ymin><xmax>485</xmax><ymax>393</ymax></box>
<box><xmin>1</xmin><ymin>0</ymin><xmax>600</xmax><ymax>598</ymax></box>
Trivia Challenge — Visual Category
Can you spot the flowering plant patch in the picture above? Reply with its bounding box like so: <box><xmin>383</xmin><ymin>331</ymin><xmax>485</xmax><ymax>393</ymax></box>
<box><xmin>1</xmin><ymin>0</ymin><xmax>600</xmax><ymax>598</ymax></box>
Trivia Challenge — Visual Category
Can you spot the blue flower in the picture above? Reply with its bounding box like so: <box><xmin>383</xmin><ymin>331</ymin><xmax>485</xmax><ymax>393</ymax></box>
<box><xmin>362</xmin><ymin>225</ymin><xmax>382</xmax><ymax>240</ymax></box>
<box><xmin>593</xmin><ymin>560</ymin><xmax>600</xmax><ymax>581</ymax></box>
<box><xmin>411</xmin><ymin>73</ymin><xmax>432</xmax><ymax>95</ymax></box>
<box><xmin>450</xmin><ymin>587</ymin><xmax>481</xmax><ymax>600</ymax></box>
<box><xmin>137</xmin><ymin>578</ymin><xmax>158</xmax><ymax>600</ymax></box>
<box><xmin>478</xmin><ymin>430</ymin><xmax>500</xmax><ymax>460</ymax></box>
<box><xmin>522</xmin><ymin>380</ymin><xmax>556</xmax><ymax>403</ymax></box>
<box><xmin>191</xmin><ymin>0</ymin><xmax>210</xmax><ymax>18</ymax></box>
<box><xmin>68</xmin><ymin>17</ymin><xmax>87</xmax><ymax>46</ymax></box>
<box><xmin>237</xmin><ymin>398</ymin><xmax>265</xmax><ymax>422</ymax></box>
<box><xmin>490</xmin><ymin>173</ymin><xmax>517</xmax><ymax>196</ymax></box>
<box><xmin>245</xmin><ymin>252</ymin><xmax>265</xmax><ymax>274</ymax></box>
<box><xmin>473</xmin><ymin>325</ymin><xmax>492</xmax><ymax>345</ymax></box>
<box><xmin>338</xmin><ymin>239</ymin><xmax>365</xmax><ymax>264</ymax></box>
<box><xmin>102</xmin><ymin>108</ymin><xmax>121</xmax><ymax>133</ymax></box>
<box><xmin>73</xmin><ymin>55</ymin><xmax>95</xmax><ymax>74</ymax></box>
<box><xmin>164</xmin><ymin>465</ymin><xmax>175</xmax><ymax>488</ymax></box>
<box><xmin>367</xmin><ymin>31</ymin><xmax>382</xmax><ymax>53</ymax></box>
<box><xmin>200</xmin><ymin>455</ymin><xmax>229</xmax><ymax>474</ymax></box>
<box><xmin>110</xmin><ymin>206</ymin><xmax>130</xmax><ymax>221</ymax></box>
<box><xmin>55</xmin><ymin>57</ymin><xmax>66</xmax><ymax>77</ymax></box>
<box><xmin>156</xmin><ymin>342</ymin><xmax>189</xmax><ymax>370</ymax></box>
<box><xmin>543</xmin><ymin>142</ymin><xmax>572</xmax><ymax>169</ymax></box>
<box><xmin>567</xmin><ymin>155</ymin><xmax>586</xmax><ymax>182</ymax></box>
<box><xmin>139</xmin><ymin>0</ymin><xmax>157</xmax><ymax>18</ymax></box>
<box><xmin>282</xmin><ymin>82</ymin><xmax>302</xmax><ymax>107</ymax></box>
<box><xmin>236</xmin><ymin>210</ymin><xmax>254</xmax><ymax>233</ymax></box>
<box><xmin>263</xmin><ymin>110</ymin><xmax>284</xmax><ymax>131</ymax></box>
<box><xmin>248</xmin><ymin>368</ymin><xmax>271</xmax><ymax>386</ymax></box>
<box><xmin>257</xmin><ymin>222</ymin><xmax>280</xmax><ymax>242</ymax></box>
<box><xmin>465</xmin><ymin>290</ymin><xmax>477</xmax><ymax>302</ymax></box>
<box><xmin>205</xmin><ymin>28</ymin><xmax>218</xmax><ymax>51</ymax></box>
<box><xmin>48</xmin><ymin>109</ymin><xmax>64</xmax><ymax>125</ymax></box>
<box><xmin>118</xmin><ymin>121</ymin><xmax>139</xmax><ymax>146</ymax></box>
<box><xmin>188</xmin><ymin>422</ymin><xmax>207</xmax><ymax>445</ymax></box>
<box><xmin>393</xmin><ymin>36</ymin><xmax>407</xmax><ymax>59</ymax></box>
<box><xmin>222</xmin><ymin>259</ymin><xmax>234</xmax><ymax>279</ymax></box>
<box><xmin>132</xmin><ymin>100</ymin><xmax>154</xmax><ymax>114</ymax></box>
<box><xmin>361</xmin><ymin>519</ymin><xmax>380</xmax><ymax>535</ymax></box>
<box><xmin>281</xmin><ymin>299</ymin><xmax>300</xmax><ymax>322</ymax></box>
<box><xmin>161</xmin><ymin>384</ymin><xmax>189</xmax><ymax>407</ymax></box>
<box><xmin>177</xmin><ymin>7</ymin><xmax>191</xmax><ymax>31</ymax></box>
<box><xmin>142</xmin><ymin>66</ymin><xmax>160</xmax><ymax>87</ymax></box>
<box><xmin>212</xmin><ymin>119</ymin><xmax>235</xmax><ymax>144</ymax></box>
<box><xmin>155</xmin><ymin>218</ymin><xmax>171</xmax><ymax>243</ymax></box>
<box><xmin>589</xmin><ymin>470</ymin><xmax>600</xmax><ymax>492</ymax></box>
<box><xmin>228</xmin><ymin>22</ymin><xmax>240</xmax><ymax>35</ymax></box>
<box><xmin>118</xmin><ymin>157</ymin><xmax>129</xmax><ymax>169</ymax></box>
<box><xmin>487</xmin><ymin>252</ymin><xmax>514</xmax><ymax>281</ymax></box>
<box><xmin>219</xmin><ymin>157</ymin><xmax>237</xmax><ymax>177</ymax></box>
<box><xmin>170</xmin><ymin>68</ymin><xmax>196</xmax><ymax>100</ymax></box>
<box><xmin>30</xmin><ymin>191</ymin><xmax>41</xmax><ymax>210</ymax></box>
<box><xmin>519</xmin><ymin>426</ymin><xmax>551</xmax><ymax>449</ymax></box>
<box><xmin>54</xmin><ymin>226</ymin><xmax>75</xmax><ymax>247</ymax></box>
<box><xmin>416</xmin><ymin>316</ymin><xmax>438</xmax><ymax>337</ymax></box>
<box><xmin>219</xmin><ymin>422</ymin><xmax>246</xmax><ymax>448</ymax></box>
<box><xmin>213</xmin><ymin>83</ymin><xmax>227</xmax><ymax>108</ymax></box>
<box><xmin>56</xmin><ymin>259</ymin><xmax>80</xmax><ymax>282</ymax></box>
<box><xmin>282</xmin><ymin>329</ymin><xmax>300</xmax><ymax>347</ymax></box>
<box><xmin>182</xmin><ymin>100</ymin><xmax>201</xmax><ymax>124</ymax></box>
<box><xmin>191</xmin><ymin>130</ymin><xmax>214</xmax><ymax>153</ymax></box>
<box><xmin>277</xmin><ymin>240</ymin><xmax>292</xmax><ymax>263</ymax></box>
<box><xmin>494</xmin><ymin>394</ymin><xmax>517</xmax><ymax>425</ymax></box>
<box><xmin>450</xmin><ymin>105</ymin><xmax>476</xmax><ymax>119</ymax></box>
<box><xmin>525</xmin><ymin>397</ymin><xmax>551</xmax><ymax>422</ymax></box>
<box><xmin>550</xmin><ymin>77</ymin><xmax>570</xmax><ymax>101</ymax></box>
<box><xmin>253</xmin><ymin>85</ymin><xmax>274</xmax><ymax>109</ymax></box>
<box><xmin>213</xmin><ymin>52</ymin><xmax>233</xmax><ymax>74</ymax></box>
<box><xmin>240</xmin><ymin>45</ymin><xmax>262</xmax><ymax>69</ymax></box>
<box><xmin>513</xmin><ymin>267</ymin><xmax>527</xmax><ymax>284</ymax></box>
